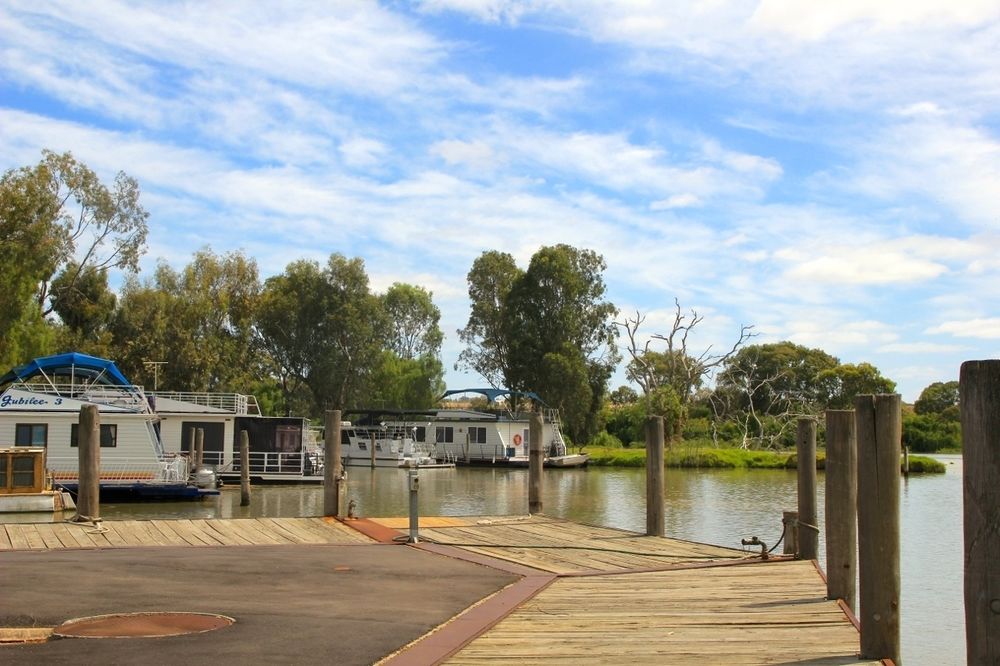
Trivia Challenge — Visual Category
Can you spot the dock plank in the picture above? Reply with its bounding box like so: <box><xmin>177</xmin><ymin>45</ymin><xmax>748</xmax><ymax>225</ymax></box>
<box><xmin>0</xmin><ymin>525</ymin><xmax>13</xmax><ymax>550</ymax></box>
<box><xmin>31</xmin><ymin>523</ymin><xmax>65</xmax><ymax>550</ymax></box>
<box><xmin>149</xmin><ymin>520</ymin><xmax>194</xmax><ymax>546</ymax></box>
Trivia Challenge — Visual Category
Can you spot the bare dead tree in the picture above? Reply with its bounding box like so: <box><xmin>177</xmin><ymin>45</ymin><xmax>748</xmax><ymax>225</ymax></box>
<box><xmin>617</xmin><ymin>298</ymin><xmax>755</xmax><ymax>404</ymax></box>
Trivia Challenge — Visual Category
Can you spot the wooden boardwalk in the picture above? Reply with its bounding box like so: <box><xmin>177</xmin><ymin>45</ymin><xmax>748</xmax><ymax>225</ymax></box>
<box><xmin>371</xmin><ymin>515</ymin><xmax>745</xmax><ymax>573</ymax></box>
<box><xmin>2</xmin><ymin>514</ymin><xmax>877</xmax><ymax>664</ymax></box>
<box><xmin>0</xmin><ymin>516</ymin><xmax>372</xmax><ymax>550</ymax></box>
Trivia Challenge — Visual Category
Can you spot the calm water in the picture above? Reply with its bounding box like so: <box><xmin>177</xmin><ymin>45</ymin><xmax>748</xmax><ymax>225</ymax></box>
<box><xmin>8</xmin><ymin>457</ymin><xmax>964</xmax><ymax>665</ymax></box>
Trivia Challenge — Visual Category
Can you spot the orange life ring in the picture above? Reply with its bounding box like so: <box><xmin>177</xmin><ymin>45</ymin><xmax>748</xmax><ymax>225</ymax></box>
<box><xmin>513</xmin><ymin>434</ymin><xmax>523</xmax><ymax>446</ymax></box>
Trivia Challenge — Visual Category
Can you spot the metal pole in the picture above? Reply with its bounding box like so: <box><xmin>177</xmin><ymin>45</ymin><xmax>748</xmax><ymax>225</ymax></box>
<box><xmin>408</xmin><ymin>469</ymin><xmax>419</xmax><ymax>543</ymax></box>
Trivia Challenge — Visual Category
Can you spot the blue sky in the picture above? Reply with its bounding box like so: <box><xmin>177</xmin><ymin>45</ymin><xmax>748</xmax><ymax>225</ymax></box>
<box><xmin>2</xmin><ymin>1</ymin><xmax>999</xmax><ymax>401</ymax></box>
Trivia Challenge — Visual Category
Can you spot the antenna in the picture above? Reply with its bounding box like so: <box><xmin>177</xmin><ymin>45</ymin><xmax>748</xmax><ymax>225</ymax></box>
<box><xmin>143</xmin><ymin>361</ymin><xmax>166</xmax><ymax>391</ymax></box>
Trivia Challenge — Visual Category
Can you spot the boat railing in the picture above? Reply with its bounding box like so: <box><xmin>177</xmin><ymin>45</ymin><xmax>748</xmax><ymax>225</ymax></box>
<box><xmin>215</xmin><ymin>450</ymin><xmax>321</xmax><ymax>477</ymax></box>
<box><xmin>150</xmin><ymin>391</ymin><xmax>262</xmax><ymax>415</ymax></box>
<box><xmin>12</xmin><ymin>381</ymin><xmax>152</xmax><ymax>412</ymax></box>
<box><xmin>47</xmin><ymin>455</ymin><xmax>187</xmax><ymax>484</ymax></box>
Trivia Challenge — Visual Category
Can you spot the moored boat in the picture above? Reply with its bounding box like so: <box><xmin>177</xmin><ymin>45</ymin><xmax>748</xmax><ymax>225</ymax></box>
<box><xmin>0</xmin><ymin>353</ymin><xmax>215</xmax><ymax>500</ymax></box>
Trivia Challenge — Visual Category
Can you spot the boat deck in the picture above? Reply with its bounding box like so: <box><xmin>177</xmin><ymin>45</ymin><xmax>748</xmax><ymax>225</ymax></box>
<box><xmin>1</xmin><ymin>514</ymin><xmax>879</xmax><ymax>665</ymax></box>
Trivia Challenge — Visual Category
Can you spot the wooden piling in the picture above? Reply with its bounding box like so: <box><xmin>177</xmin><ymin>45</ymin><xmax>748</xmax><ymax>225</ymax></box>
<box><xmin>645</xmin><ymin>416</ymin><xmax>665</xmax><ymax>537</ymax></box>
<box><xmin>961</xmin><ymin>360</ymin><xmax>1000</xmax><ymax>664</ymax></box>
<box><xmin>825</xmin><ymin>409</ymin><xmax>857</xmax><ymax>612</ymax></box>
<box><xmin>195</xmin><ymin>427</ymin><xmax>204</xmax><ymax>469</ymax></box>
<box><xmin>796</xmin><ymin>418</ymin><xmax>818</xmax><ymax>560</ymax></box>
<box><xmin>783</xmin><ymin>511</ymin><xmax>799</xmax><ymax>556</ymax></box>
<box><xmin>855</xmin><ymin>394</ymin><xmax>901</xmax><ymax>664</ymax></box>
<box><xmin>74</xmin><ymin>404</ymin><xmax>100</xmax><ymax>522</ymax></box>
<box><xmin>370</xmin><ymin>432</ymin><xmax>376</xmax><ymax>469</ymax></box>
<box><xmin>324</xmin><ymin>410</ymin><xmax>342</xmax><ymax>517</ymax></box>
<box><xmin>528</xmin><ymin>412</ymin><xmax>543</xmax><ymax>514</ymax></box>
<box><xmin>240</xmin><ymin>430</ymin><xmax>250</xmax><ymax>507</ymax></box>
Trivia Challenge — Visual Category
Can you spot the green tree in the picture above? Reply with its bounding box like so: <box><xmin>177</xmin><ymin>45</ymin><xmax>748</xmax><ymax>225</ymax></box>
<box><xmin>380</xmin><ymin>283</ymin><xmax>443</xmax><ymax>360</ymax></box>
<box><xmin>815</xmin><ymin>362</ymin><xmax>897</xmax><ymax>409</ymax></box>
<box><xmin>914</xmin><ymin>381</ymin><xmax>960</xmax><ymax>419</ymax></box>
<box><xmin>456</xmin><ymin>251</ymin><xmax>523</xmax><ymax>389</ymax></box>
<box><xmin>609</xmin><ymin>385</ymin><xmax>639</xmax><ymax>404</ymax></box>
<box><xmin>111</xmin><ymin>249</ymin><xmax>262</xmax><ymax>393</ymax></box>
<box><xmin>369</xmin><ymin>352</ymin><xmax>446</xmax><ymax>409</ymax></box>
<box><xmin>716</xmin><ymin>342</ymin><xmax>840</xmax><ymax>416</ymax></box>
<box><xmin>502</xmin><ymin>245</ymin><xmax>619</xmax><ymax>442</ymax></box>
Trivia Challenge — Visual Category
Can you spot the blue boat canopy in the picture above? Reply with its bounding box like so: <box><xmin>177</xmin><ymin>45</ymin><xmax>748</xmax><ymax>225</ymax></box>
<box><xmin>439</xmin><ymin>388</ymin><xmax>547</xmax><ymax>406</ymax></box>
<box><xmin>0</xmin><ymin>352</ymin><xmax>133</xmax><ymax>389</ymax></box>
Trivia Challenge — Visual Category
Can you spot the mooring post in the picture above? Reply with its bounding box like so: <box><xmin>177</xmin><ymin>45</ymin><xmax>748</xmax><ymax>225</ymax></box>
<box><xmin>74</xmin><ymin>404</ymin><xmax>101</xmax><ymax>522</ymax></box>
<box><xmin>645</xmin><ymin>415</ymin><xmax>665</xmax><ymax>537</ymax></box>
<box><xmin>855</xmin><ymin>394</ymin><xmax>901</xmax><ymax>664</ymax></box>
<box><xmin>240</xmin><ymin>430</ymin><xmax>251</xmax><ymax>507</ymax></box>
<box><xmin>370</xmin><ymin>432</ymin><xmax>376</xmax><ymax>469</ymax></box>
<box><xmin>324</xmin><ymin>410</ymin><xmax>342</xmax><ymax>517</ymax></box>
<box><xmin>825</xmin><ymin>409</ymin><xmax>858</xmax><ymax>612</ymax></box>
<box><xmin>195</xmin><ymin>427</ymin><xmax>205</xmax><ymax>469</ymax></box>
<box><xmin>960</xmin><ymin>360</ymin><xmax>1000</xmax><ymax>664</ymax></box>
<box><xmin>529</xmin><ymin>411</ymin><xmax>544</xmax><ymax>514</ymax></box>
<box><xmin>796</xmin><ymin>418</ymin><xmax>818</xmax><ymax>560</ymax></box>
<box><xmin>783</xmin><ymin>510</ymin><xmax>799</xmax><ymax>556</ymax></box>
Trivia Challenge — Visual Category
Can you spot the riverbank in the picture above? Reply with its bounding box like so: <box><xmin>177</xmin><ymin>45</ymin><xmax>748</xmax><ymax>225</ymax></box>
<box><xmin>584</xmin><ymin>444</ymin><xmax>946</xmax><ymax>473</ymax></box>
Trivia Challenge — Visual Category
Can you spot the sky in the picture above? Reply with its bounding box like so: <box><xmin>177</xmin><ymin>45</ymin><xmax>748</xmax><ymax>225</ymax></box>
<box><xmin>2</xmin><ymin>1</ymin><xmax>999</xmax><ymax>402</ymax></box>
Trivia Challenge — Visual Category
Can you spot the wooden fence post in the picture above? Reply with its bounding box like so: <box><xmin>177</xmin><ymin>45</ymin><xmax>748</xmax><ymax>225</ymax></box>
<box><xmin>528</xmin><ymin>412</ymin><xmax>544</xmax><ymax>514</ymax></box>
<box><xmin>195</xmin><ymin>427</ymin><xmax>204</xmax><ymax>469</ymax></box>
<box><xmin>825</xmin><ymin>409</ymin><xmax>857</xmax><ymax>612</ymax></box>
<box><xmin>240</xmin><ymin>430</ymin><xmax>251</xmax><ymax>507</ymax></box>
<box><xmin>74</xmin><ymin>404</ymin><xmax>101</xmax><ymax>522</ymax></box>
<box><xmin>855</xmin><ymin>394</ymin><xmax>901</xmax><ymax>663</ymax></box>
<box><xmin>645</xmin><ymin>416</ymin><xmax>665</xmax><ymax>537</ymax></box>
<box><xmin>796</xmin><ymin>418</ymin><xmax>818</xmax><ymax>560</ymax></box>
<box><xmin>783</xmin><ymin>511</ymin><xmax>799</xmax><ymax>556</ymax></box>
<box><xmin>324</xmin><ymin>410</ymin><xmax>342</xmax><ymax>517</ymax></box>
<box><xmin>961</xmin><ymin>360</ymin><xmax>1000</xmax><ymax>663</ymax></box>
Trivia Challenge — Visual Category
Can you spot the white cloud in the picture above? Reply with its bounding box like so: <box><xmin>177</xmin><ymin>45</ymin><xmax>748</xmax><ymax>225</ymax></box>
<box><xmin>339</xmin><ymin>138</ymin><xmax>388</xmax><ymax>168</ymax></box>
<box><xmin>431</xmin><ymin>140</ymin><xmax>498</xmax><ymax>170</ymax></box>
<box><xmin>878</xmin><ymin>342</ymin><xmax>966</xmax><ymax>354</ymax></box>
<box><xmin>928</xmin><ymin>319</ymin><xmax>1000</xmax><ymax>340</ymax></box>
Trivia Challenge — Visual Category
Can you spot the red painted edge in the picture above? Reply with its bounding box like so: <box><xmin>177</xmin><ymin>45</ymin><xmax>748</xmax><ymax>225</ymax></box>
<box><xmin>381</xmin><ymin>574</ymin><xmax>556</xmax><ymax>666</ymax></box>
<box><xmin>837</xmin><ymin>598</ymin><xmax>862</xmax><ymax>632</ymax></box>
<box><xmin>338</xmin><ymin>518</ymin><xmax>404</xmax><ymax>544</ymax></box>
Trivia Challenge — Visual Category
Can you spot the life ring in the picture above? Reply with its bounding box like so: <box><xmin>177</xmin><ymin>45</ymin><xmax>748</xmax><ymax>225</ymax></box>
<box><xmin>513</xmin><ymin>434</ymin><xmax>522</xmax><ymax>446</ymax></box>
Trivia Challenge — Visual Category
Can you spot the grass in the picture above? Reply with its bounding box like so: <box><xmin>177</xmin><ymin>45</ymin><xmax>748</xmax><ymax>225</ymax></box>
<box><xmin>584</xmin><ymin>444</ymin><xmax>946</xmax><ymax>473</ymax></box>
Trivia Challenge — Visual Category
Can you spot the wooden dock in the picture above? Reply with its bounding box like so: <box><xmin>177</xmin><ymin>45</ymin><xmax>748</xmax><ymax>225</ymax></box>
<box><xmin>1</xmin><ymin>514</ymin><xmax>879</xmax><ymax>664</ymax></box>
<box><xmin>0</xmin><ymin>516</ymin><xmax>372</xmax><ymax>550</ymax></box>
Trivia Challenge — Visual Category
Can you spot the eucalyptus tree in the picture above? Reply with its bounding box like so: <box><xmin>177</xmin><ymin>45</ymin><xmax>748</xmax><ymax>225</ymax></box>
<box><xmin>381</xmin><ymin>283</ymin><xmax>443</xmax><ymax>360</ymax></box>
<box><xmin>111</xmin><ymin>249</ymin><xmax>262</xmax><ymax>392</ymax></box>
<box><xmin>0</xmin><ymin>149</ymin><xmax>147</xmax><ymax>367</ymax></box>
<box><xmin>456</xmin><ymin>250</ymin><xmax>522</xmax><ymax>390</ymax></box>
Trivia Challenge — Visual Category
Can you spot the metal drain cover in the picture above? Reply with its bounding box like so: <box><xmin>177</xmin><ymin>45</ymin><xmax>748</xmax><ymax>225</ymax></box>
<box><xmin>54</xmin><ymin>612</ymin><xmax>234</xmax><ymax>639</ymax></box>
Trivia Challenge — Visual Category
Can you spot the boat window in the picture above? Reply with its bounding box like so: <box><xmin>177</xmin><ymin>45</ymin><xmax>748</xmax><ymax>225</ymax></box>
<box><xmin>70</xmin><ymin>424</ymin><xmax>118</xmax><ymax>448</ymax></box>
<box><xmin>470</xmin><ymin>426</ymin><xmax>487</xmax><ymax>444</ymax></box>
<box><xmin>358</xmin><ymin>440</ymin><xmax>367</xmax><ymax>450</ymax></box>
<box><xmin>414</xmin><ymin>426</ymin><xmax>426</xmax><ymax>442</ymax></box>
<box><xmin>14</xmin><ymin>423</ymin><xmax>47</xmax><ymax>447</ymax></box>
<box><xmin>435</xmin><ymin>426</ymin><xmax>453</xmax><ymax>443</ymax></box>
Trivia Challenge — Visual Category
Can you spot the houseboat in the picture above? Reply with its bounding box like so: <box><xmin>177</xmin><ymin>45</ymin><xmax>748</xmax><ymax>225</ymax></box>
<box><xmin>0</xmin><ymin>446</ymin><xmax>76</xmax><ymax>513</ymax></box>
<box><xmin>0</xmin><ymin>353</ymin><xmax>213</xmax><ymax>500</ymax></box>
<box><xmin>383</xmin><ymin>389</ymin><xmax>589</xmax><ymax>468</ymax></box>
<box><xmin>340</xmin><ymin>412</ymin><xmax>454</xmax><ymax>468</ymax></box>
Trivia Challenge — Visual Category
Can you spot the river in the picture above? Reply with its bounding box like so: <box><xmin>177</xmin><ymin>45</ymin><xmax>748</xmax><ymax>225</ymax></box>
<box><xmin>6</xmin><ymin>456</ymin><xmax>964</xmax><ymax>665</ymax></box>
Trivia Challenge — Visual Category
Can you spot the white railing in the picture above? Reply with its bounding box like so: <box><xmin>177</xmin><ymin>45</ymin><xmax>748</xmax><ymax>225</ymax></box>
<box><xmin>47</xmin><ymin>454</ymin><xmax>188</xmax><ymax>484</ymax></box>
<box><xmin>13</xmin><ymin>382</ymin><xmax>151</xmax><ymax>412</ymax></box>
<box><xmin>150</xmin><ymin>391</ymin><xmax>262</xmax><ymax>415</ymax></box>
<box><xmin>216</xmin><ymin>450</ymin><xmax>319</xmax><ymax>477</ymax></box>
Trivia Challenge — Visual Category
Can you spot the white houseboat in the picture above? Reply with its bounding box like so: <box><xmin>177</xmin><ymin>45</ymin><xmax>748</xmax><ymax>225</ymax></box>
<box><xmin>339</xmin><ymin>413</ymin><xmax>453</xmax><ymax>468</ymax></box>
<box><xmin>0</xmin><ymin>353</ymin><xmax>212</xmax><ymax>500</ymax></box>
<box><xmin>381</xmin><ymin>389</ymin><xmax>589</xmax><ymax>468</ymax></box>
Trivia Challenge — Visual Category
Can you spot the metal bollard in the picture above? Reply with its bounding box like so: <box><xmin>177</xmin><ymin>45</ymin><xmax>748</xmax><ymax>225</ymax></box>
<box><xmin>408</xmin><ymin>469</ymin><xmax>419</xmax><ymax>544</ymax></box>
